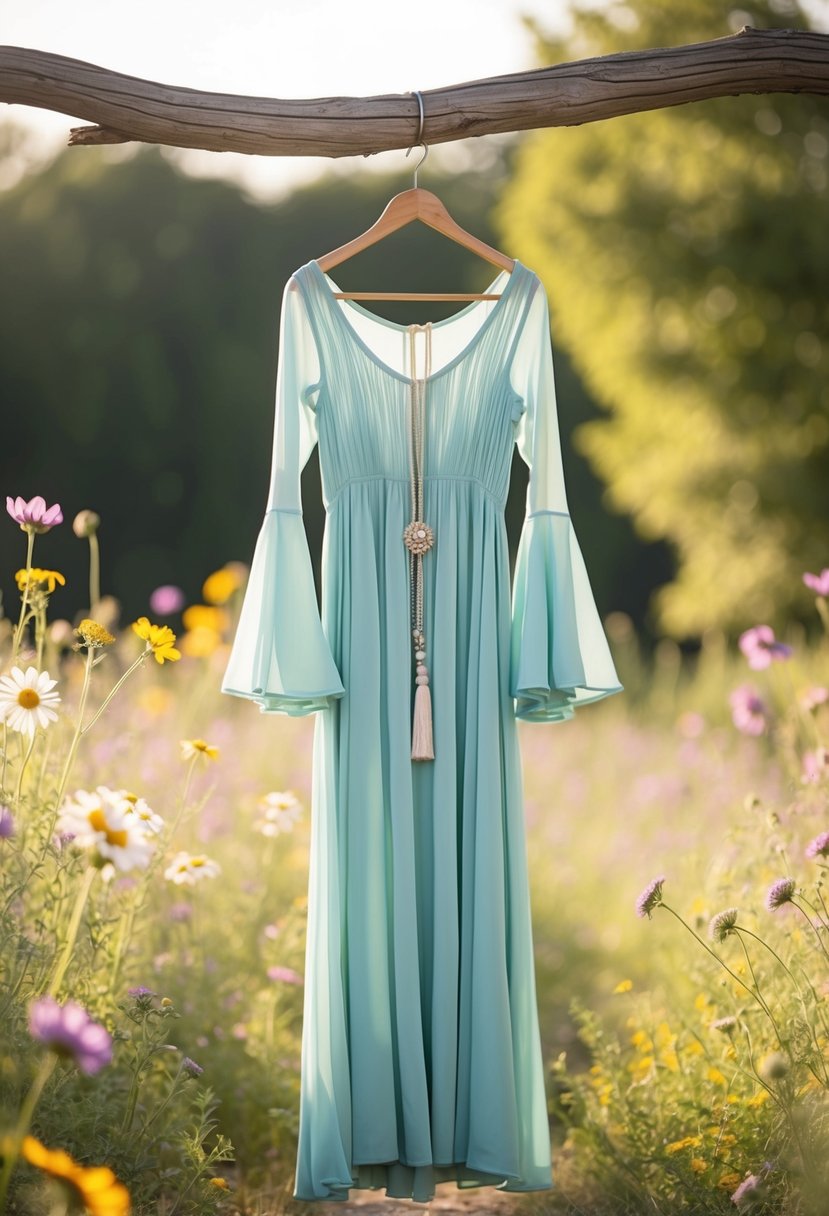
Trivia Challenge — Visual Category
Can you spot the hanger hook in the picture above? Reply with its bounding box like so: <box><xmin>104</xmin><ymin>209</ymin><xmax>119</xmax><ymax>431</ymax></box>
<box><xmin>404</xmin><ymin>89</ymin><xmax>428</xmax><ymax>189</ymax></box>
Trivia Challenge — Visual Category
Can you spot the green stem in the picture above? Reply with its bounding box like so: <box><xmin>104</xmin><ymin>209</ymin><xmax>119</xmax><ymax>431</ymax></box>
<box><xmin>88</xmin><ymin>534</ymin><xmax>100</xmax><ymax>612</ymax></box>
<box><xmin>790</xmin><ymin>897</ymin><xmax>829</xmax><ymax>966</ymax></box>
<box><xmin>734</xmin><ymin>932</ymin><xmax>784</xmax><ymax>1046</ymax></box>
<box><xmin>0</xmin><ymin>1052</ymin><xmax>58</xmax><ymax>1213</ymax></box>
<box><xmin>43</xmin><ymin>864</ymin><xmax>98</xmax><ymax>999</ymax></box>
<box><xmin>14</xmin><ymin>731</ymin><xmax>38</xmax><ymax>807</ymax></box>
<box><xmin>10</xmin><ymin>530</ymin><xmax>36</xmax><ymax>664</ymax></box>
<box><xmin>79</xmin><ymin>652</ymin><xmax>147</xmax><ymax>737</ymax></box>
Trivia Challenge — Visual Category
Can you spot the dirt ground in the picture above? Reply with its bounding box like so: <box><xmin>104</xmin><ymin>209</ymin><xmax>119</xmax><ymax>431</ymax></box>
<box><xmin>313</xmin><ymin>1182</ymin><xmax>531</xmax><ymax>1215</ymax></box>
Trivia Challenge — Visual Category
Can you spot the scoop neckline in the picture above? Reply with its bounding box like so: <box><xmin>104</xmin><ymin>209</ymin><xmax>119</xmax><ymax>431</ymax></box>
<box><xmin>306</xmin><ymin>257</ymin><xmax>525</xmax><ymax>384</ymax></box>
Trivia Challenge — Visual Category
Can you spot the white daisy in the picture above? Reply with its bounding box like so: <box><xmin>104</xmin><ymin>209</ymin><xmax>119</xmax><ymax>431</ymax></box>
<box><xmin>56</xmin><ymin>786</ymin><xmax>156</xmax><ymax>875</ymax></box>
<box><xmin>0</xmin><ymin>665</ymin><xmax>61</xmax><ymax>738</ymax></box>
<box><xmin>163</xmin><ymin>851</ymin><xmax>222</xmax><ymax>886</ymax></box>
<box><xmin>114</xmin><ymin>788</ymin><xmax>165</xmax><ymax>836</ymax></box>
<box><xmin>253</xmin><ymin>790</ymin><xmax>303</xmax><ymax>837</ymax></box>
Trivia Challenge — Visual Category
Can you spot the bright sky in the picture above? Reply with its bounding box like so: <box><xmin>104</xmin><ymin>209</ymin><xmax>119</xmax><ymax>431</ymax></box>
<box><xmin>3</xmin><ymin>0</ymin><xmax>575</xmax><ymax>202</ymax></box>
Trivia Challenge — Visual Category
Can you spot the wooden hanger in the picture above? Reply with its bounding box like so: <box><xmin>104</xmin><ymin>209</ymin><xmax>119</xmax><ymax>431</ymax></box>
<box><xmin>314</xmin><ymin>91</ymin><xmax>515</xmax><ymax>303</ymax></box>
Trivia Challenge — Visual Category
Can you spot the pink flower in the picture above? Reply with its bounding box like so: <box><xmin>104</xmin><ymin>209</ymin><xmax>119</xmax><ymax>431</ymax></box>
<box><xmin>267</xmin><ymin>965</ymin><xmax>303</xmax><ymax>985</ymax></box>
<box><xmin>738</xmin><ymin>625</ymin><xmax>793</xmax><ymax>670</ymax></box>
<box><xmin>803</xmin><ymin>568</ymin><xmax>829</xmax><ymax>597</ymax></box>
<box><xmin>802</xmin><ymin>747</ymin><xmax>829</xmax><ymax>785</ymax></box>
<box><xmin>800</xmin><ymin>686</ymin><xmax>829</xmax><ymax>712</ymax></box>
<box><xmin>729</xmin><ymin>685</ymin><xmax>769</xmax><ymax>735</ymax></box>
<box><xmin>149</xmin><ymin>584</ymin><xmax>186</xmax><ymax>616</ymax></box>
<box><xmin>6</xmin><ymin>495</ymin><xmax>63</xmax><ymax>533</ymax></box>
<box><xmin>28</xmin><ymin>995</ymin><xmax>113</xmax><ymax>1074</ymax></box>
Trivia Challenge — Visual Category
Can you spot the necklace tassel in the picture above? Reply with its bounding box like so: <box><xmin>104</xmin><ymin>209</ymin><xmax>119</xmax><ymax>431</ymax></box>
<box><xmin>412</xmin><ymin>676</ymin><xmax>435</xmax><ymax>760</ymax></box>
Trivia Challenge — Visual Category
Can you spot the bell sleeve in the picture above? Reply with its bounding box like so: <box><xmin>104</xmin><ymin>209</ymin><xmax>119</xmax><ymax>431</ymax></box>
<box><xmin>220</xmin><ymin>278</ymin><xmax>345</xmax><ymax>715</ymax></box>
<box><xmin>508</xmin><ymin>279</ymin><xmax>624</xmax><ymax>722</ymax></box>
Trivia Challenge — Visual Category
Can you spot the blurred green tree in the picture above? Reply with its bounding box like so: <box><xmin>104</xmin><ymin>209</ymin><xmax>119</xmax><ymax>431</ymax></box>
<box><xmin>497</xmin><ymin>0</ymin><xmax>829</xmax><ymax>639</ymax></box>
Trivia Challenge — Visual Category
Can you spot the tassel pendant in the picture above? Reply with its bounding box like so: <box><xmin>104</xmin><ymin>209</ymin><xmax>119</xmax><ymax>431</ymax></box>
<box><xmin>411</xmin><ymin>622</ymin><xmax>434</xmax><ymax>760</ymax></box>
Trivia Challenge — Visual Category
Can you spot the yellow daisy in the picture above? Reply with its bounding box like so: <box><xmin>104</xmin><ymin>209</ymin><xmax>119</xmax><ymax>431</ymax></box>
<box><xmin>180</xmin><ymin>738</ymin><xmax>220</xmax><ymax>762</ymax></box>
<box><xmin>131</xmin><ymin>617</ymin><xmax>181</xmax><ymax>664</ymax></box>
<box><xmin>73</xmin><ymin>619</ymin><xmax>116</xmax><ymax>649</ymax></box>
<box><xmin>21</xmin><ymin>1134</ymin><xmax>131</xmax><ymax>1216</ymax></box>
<box><xmin>15</xmin><ymin>567</ymin><xmax>66</xmax><ymax>594</ymax></box>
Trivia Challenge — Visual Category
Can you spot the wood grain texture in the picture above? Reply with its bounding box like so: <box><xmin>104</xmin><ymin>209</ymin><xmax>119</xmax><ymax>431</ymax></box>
<box><xmin>1</xmin><ymin>27</ymin><xmax>827</xmax><ymax>157</ymax></box>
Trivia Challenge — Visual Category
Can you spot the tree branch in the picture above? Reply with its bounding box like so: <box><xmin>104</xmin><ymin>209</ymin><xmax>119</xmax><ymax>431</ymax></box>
<box><xmin>1</xmin><ymin>27</ymin><xmax>828</xmax><ymax>158</ymax></box>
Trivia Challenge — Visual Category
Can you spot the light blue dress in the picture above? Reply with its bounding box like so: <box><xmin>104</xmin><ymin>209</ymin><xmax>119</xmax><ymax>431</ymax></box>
<box><xmin>220</xmin><ymin>257</ymin><xmax>624</xmax><ymax>1203</ymax></box>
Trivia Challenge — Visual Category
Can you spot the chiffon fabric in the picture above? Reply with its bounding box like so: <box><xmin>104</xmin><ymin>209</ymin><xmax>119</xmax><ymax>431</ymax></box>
<box><xmin>220</xmin><ymin>256</ymin><xmax>624</xmax><ymax>1202</ymax></box>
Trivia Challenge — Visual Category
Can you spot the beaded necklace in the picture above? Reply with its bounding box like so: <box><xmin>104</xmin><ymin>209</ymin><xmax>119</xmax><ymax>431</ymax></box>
<box><xmin>403</xmin><ymin>322</ymin><xmax>435</xmax><ymax>761</ymax></box>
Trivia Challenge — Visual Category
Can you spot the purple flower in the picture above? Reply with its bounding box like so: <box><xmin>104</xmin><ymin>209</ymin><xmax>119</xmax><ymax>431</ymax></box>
<box><xmin>738</xmin><ymin>625</ymin><xmax>793</xmax><ymax>670</ymax></box>
<box><xmin>267</xmin><ymin>965</ymin><xmax>304</xmax><ymax>985</ymax></box>
<box><xmin>803</xmin><ymin>568</ymin><xmax>829</xmax><ymax>597</ymax></box>
<box><xmin>28</xmin><ymin>995</ymin><xmax>113</xmax><ymax>1074</ymax></box>
<box><xmin>182</xmin><ymin>1056</ymin><xmax>203</xmax><ymax>1076</ymax></box>
<box><xmin>635</xmin><ymin>875</ymin><xmax>666</xmax><ymax>919</ymax></box>
<box><xmin>6</xmin><ymin>495</ymin><xmax>63</xmax><ymax>533</ymax></box>
<box><xmin>169</xmin><ymin>901</ymin><xmax>193</xmax><ymax>922</ymax></box>
<box><xmin>806</xmin><ymin>831</ymin><xmax>829</xmax><ymax>859</ymax></box>
<box><xmin>731</xmin><ymin>1172</ymin><xmax>768</xmax><ymax>1207</ymax></box>
<box><xmin>0</xmin><ymin>805</ymin><xmax>15</xmax><ymax>839</ymax></box>
<box><xmin>766</xmin><ymin>877</ymin><xmax>796</xmax><ymax>912</ymax></box>
<box><xmin>729</xmin><ymin>685</ymin><xmax>769</xmax><ymax>735</ymax></box>
<box><xmin>802</xmin><ymin>747</ymin><xmax>829</xmax><ymax>784</ymax></box>
<box><xmin>127</xmin><ymin>985</ymin><xmax>157</xmax><ymax>999</ymax></box>
<box><xmin>149</xmin><ymin>584</ymin><xmax>186</xmax><ymax>616</ymax></box>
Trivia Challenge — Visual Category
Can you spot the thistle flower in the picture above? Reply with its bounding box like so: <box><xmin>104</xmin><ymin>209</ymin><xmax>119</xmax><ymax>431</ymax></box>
<box><xmin>636</xmin><ymin>875</ymin><xmax>666</xmax><ymax>919</ymax></box>
<box><xmin>131</xmin><ymin>616</ymin><xmax>181</xmax><ymax>664</ymax></box>
<box><xmin>738</xmin><ymin>624</ymin><xmax>793</xmax><ymax>670</ymax></box>
<box><xmin>163</xmin><ymin>851</ymin><xmax>221</xmax><ymax>885</ymax></box>
<box><xmin>28</xmin><ymin>996</ymin><xmax>113</xmax><ymax>1074</ymax></box>
<box><xmin>0</xmin><ymin>666</ymin><xmax>61</xmax><ymax>738</ymax></box>
<box><xmin>711</xmin><ymin>1015</ymin><xmax>738</xmax><ymax>1034</ymax></box>
<box><xmin>253</xmin><ymin>790</ymin><xmax>303</xmax><ymax>836</ymax></box>
<box><xmin>728</xmin><ymin>686</ymin><xmax>768</xmax><ymax>736</ymax></box>
<box><xmin>6</xmin><ymin>494</ymin><xmax>63</xmax><ymax>532</ymax></box>
<box><xmin>180</xmin><ymin>738</ymin><xmax>220</xmax><ymax>762</ymax></box>
<box><xmin>806</xmin><ymin>831</ymin><xmax>829</xmax><ymax>859</ymax></box>
<box><xmin>72</xmin><ymin>618</ymin><xmax>115</xmax><ymax>650</ymax></box>
<box><xmin>14</xmin><ymin>567</ymin><xmax>66</xmax><ymax>594</ymax></box>
<box><xmin>182</xmin><ymin>1056</ymin><xmax>204</xmax><ymax>1076</ymax></box>
<box><xmin>766</xmin><ymin>877</ymin><xmax>796</xmax><ymax>911</ymax></box>
<box><xmin>21</xmin><ymin>1134</ymin><xmax>130</xmax><ymax>1215</ymax></box>
<box><xmin>127</xmin><ymin>986</ymin><xmax>157</xmax><ymax>999</ymax></box>
<box><xmin>709</xmin><ymin>907</ymin><xmax>739</xmax><ymax>942</ymax></box>
<box><xmin>803</xmin><ymin>568</ymin><xmax>829</xmax><ymax>596</ymax></box>
<box><xmin>800</xmin><ymin>685</ymin><xmax>829</xmax><ymax>712</ymax></box>
<box><xmin>55</xmin><ymin>787</ymin><xmax>156</xmax><ymax>876</ymax></box>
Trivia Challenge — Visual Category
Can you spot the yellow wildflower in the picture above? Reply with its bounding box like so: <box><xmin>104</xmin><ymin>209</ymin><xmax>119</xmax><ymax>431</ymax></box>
<box><xmin>15</xmin><ymin>566</ymin><xmax>66</xmax><ymax>593</ymax></box>
<box><xmin>179</xmin><ymin>626</ymin><xmax>223</xmax><ymax>658</ymax></box>
<box><xmin>745</xmin><ymin>1089</ymin><xmax>771</xmax><ymax>1107</ymax></box>
<box><xmin>203</xmin><ymin>565</ymin><xmax>244</xmax><ymax>604</ymax></box>
<box><xmin>613</xmin><ymin>979</ymin><xmax>633</xmax><ymax>993</ymax></box>
<box><xmin>180</xmin><ymin>738</ymin><xmax>220</xmax><ymax>762</ymax></box>
<box><xmin>665</xmin><ymin>1135</ymin><xmax>702</xmax><ymax>1153</ymax></box>
<box><xmin>718</xmin><ymin>1171</ymin><xmax>743</xmax><ymax>1188</ymax></box>
<box><xmin>630</xmin><ymin>1029</ymin><xmax>653</xmax><ymax>1051</ymax></box>
<box><xmin>691</xmin><ymin>1157</ymin><xmax>708</xmax><ymax>1172</ymax></box>
<box><xmin>182</xmin><ymin>604</ymin><xmax>229</xmax><ymax>632</ymax></box>
<box><xmin>210</xmin><ymin>1176</ymin><xmax>230</xmax><ymax>1189</ymax></box>
<box><xmin>21</xmin><ymin>1134</ymin><xmax>130</xmax><ymax>1216</ymax></box>
<box><xmin>684</xmin><ymin>1040</ymin><xmax>705</xmax><ymax>1056</ymax></box>
<box><xmin>131</xmin><ymin>616</ymin><xmax>181</xmax><ymax>664</ymax></box>
<box><xmin>73</xmin><ymin>619</ymin><xmax>116</xmax><ymax>649</ymax></box>
<box><xmin>708</xmin><ymin>1067</ymin><xmax>727</xmax><ymax>1086</ymax></box>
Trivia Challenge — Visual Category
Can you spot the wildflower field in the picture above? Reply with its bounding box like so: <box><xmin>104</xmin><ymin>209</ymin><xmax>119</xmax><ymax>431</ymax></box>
<box><xmin>1</xmin><ymin>493</ymin><xmax>828</xmax><ymax>1215</ymax></box>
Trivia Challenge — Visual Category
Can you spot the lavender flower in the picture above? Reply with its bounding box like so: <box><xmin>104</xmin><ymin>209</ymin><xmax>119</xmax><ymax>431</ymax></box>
<box><xmin>635</xmin><ymin>875</ymin><xmax>666</xmax><ymax>919</ymax></box>
<box><xmin>6</xmin><ymin>494</ymin><xmax>63</xmax><ymax>533</ymax></box>
<box><xmin>28</xmin><ymin>996</ymin><xmax>113</xmax><ymax>1074</ymax></box>
<box><xmin>0</xmin><ymin>805</ymin><xmax>15</xmax><ymax>839</ymax></box>
<box><xmin>728</xmin><ymin>686</ymin><xmax>769</xmax><ymax>736</ymax></box>
<box><xmin>738</xmin><ymin>625</ymin><xmax>793</xmax><ymax>670</ymax></box>
<box><xmin>766</xmin><ymin>877</ymin><xmax>796</xmax><ymax>911</ymax></box>
<box><xmin>709</xmin><ymin>908</ymin><xmax>739</xmax><ymax>942</ymax></box>
<box><xmin>182</xmin><ymin>1056</ymin><xmax>203</xmax><ymax>1076</ymax></box>
<box><xmin>805</xmin><ymin>832</ymin><xmax>829</xmax><ymax>860</ymax></box>
<box><xmin>803</xmin><ymin>568</ymin><xmax>829</xmax><ymax>596</ymax></box>
<box><xmin>127</xmin><ymin>985</ymin><xmax>157</xmax><ymax>999</ymax></box>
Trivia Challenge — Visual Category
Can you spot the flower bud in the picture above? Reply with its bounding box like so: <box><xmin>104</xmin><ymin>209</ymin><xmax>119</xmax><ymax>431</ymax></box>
<box><xmin>73</xmin><ymin>509</ymin><xmax>101</xmax><ymax>538</ymax></box>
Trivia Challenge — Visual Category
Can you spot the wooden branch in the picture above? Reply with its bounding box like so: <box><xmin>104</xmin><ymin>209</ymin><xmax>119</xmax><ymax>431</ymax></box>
<box><xmin>1</xmin><ymin>27</ymin><xmax>828</xmax><ymax>158</ymax></box>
